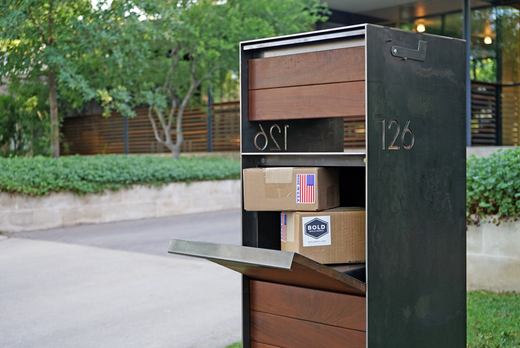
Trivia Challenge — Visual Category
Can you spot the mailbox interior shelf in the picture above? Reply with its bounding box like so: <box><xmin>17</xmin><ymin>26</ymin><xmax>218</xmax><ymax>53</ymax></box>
<box><xmin>241</xmin><ymin>152</ymin><xmax>366</xmax><ymax>168</ymax></box>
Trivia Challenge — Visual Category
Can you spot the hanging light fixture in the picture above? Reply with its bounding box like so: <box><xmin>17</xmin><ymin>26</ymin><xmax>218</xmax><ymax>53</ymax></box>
<box><xmin>484</xmin><ymin>21</ymin><xmax>493</xmax><ymax>45</ymax></box>
<box><xmin>416</xmin><ymin>23</ymin><xmax>426</xmax><ymax>33</ymax></box>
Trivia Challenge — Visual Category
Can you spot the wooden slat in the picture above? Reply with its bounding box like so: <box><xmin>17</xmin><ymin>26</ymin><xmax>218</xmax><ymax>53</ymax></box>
<box><xmin>251</xmin><ymin>311</ymin><xmax>365</xmax><ymax>348</ymax></box>
<box><xmin>251</xmin><ymin>342</ymin><xmax>280</xmax><ymax>348</ymax></box>
<box><xmin>250</xmin><ymin>280</ymin><xmax>365</xmax><ymax>332</ymax></box>
<box><xmin>249</xmin><ymin>81</ymin><xmax>365</xmax><ymax>121</ymax></box>
<box><xmin>249</xmin><ymin>46</ymin><xmax>365</xmax><ymax>90</ymax></box>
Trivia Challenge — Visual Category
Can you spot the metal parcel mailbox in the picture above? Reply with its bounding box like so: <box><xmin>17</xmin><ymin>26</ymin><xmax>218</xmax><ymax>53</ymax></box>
<box><xmin>168</xmin><ymin>24</ymin><xmax>466</xmax><ymax>348</ymax></box>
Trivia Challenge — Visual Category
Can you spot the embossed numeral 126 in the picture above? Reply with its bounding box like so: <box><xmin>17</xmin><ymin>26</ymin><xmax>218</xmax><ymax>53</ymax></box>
<box><xmin>254</xmin><ymin>124</ymin><xmax>289</xmax><ymax>151</ymax></box>
<box><xmin>380</xmin><ymin>119</ymin><xmax>415</xmax><ymax>150</ymax></box>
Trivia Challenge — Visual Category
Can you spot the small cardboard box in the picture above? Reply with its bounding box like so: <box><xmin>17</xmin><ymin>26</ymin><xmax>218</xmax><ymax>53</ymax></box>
<box><xmin>281</xmin><ymin>207</ymin><xmax>365</xmax><ymax>264</ymax></box>
<box><xmin>243</xmin><ymin>167</ymin><xmax>339</xmax><ymax>211</ymax></box>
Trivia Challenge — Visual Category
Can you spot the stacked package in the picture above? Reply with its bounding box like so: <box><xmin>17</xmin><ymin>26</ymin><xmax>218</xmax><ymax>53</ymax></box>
<box><xmin>243</xmin><ymin>167</ymin><xmax>365</xmax><ymax>264</ymax></box>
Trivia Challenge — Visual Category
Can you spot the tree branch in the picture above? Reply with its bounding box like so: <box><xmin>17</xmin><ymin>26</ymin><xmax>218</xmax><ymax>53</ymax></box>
<box><xmin>148</xmin><ymin>106</ymin><xmax>165</xmax><ymax>144</ymax></box>
<box><xmin>195</xmin><ymin>65</ymin><xmax>220</xmax><ymax>89</ymax></box>
<box><xmin>167</xmin><ymin>90</ymin><xmax>177</xmax><ymax>130</ymax></box>
<box><xmin>28</xmin><ymin>10</ymin><xmax>47</xmax><ymax>44</ymax></box>
<box><xmin>48</xmin><ymin>0</ymin><xmax>55</xmax><ymax>45</ymax></box>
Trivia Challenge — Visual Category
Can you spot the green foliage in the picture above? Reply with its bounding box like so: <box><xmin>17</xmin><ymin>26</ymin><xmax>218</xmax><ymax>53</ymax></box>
<box><xmin>1</xmin><ymin>0</ymin><xmax>327</xmax><ymax>158</ymax></box>
<box><xmin>466</xmin><ymin>148</ymin><xmax>520</xmax><ymax>225</ymax></box>
<box><xmin>225</xmin><ymin>343</ymin><xmax>242</xmax><ymax>348</ymax></box>
<box><xmin>133</xmin><ymin>0</ymin><xmax>327</xmax><ymax>158</ymax></box>
<box><xmin>467</xmin><ymin>291</ymin><xmax>520</xmax><ymax>347</ymax></box>
<box><xmin>471</xmin><ymin>58</ymin><xmax>497</xmax><ymax>83</ymax></box>
<box><xmin>0</xmin><ymin>155</ymin><xmax>240</xmax><ymax>196</ymax></box>
<box><xmin>0</xmin><ymin>1</ymin><xmax>149</xmax><ymax>132</ymax></box>
<box><xmin>0</xmin><ymin>80</ymin><xmax>51</xmax><ymax>157</ymax></box>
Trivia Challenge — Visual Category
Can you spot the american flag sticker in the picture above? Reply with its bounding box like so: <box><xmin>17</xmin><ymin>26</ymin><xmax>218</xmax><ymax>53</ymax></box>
<box><xmin>296</xmin><ymin>174</ymin><xmax>315</xmax><ymax>204</ymax></box>
<box><xmin>281</xmin><ymin>213</ymin><xmax>287</xmax><ymax>242</ymax></box>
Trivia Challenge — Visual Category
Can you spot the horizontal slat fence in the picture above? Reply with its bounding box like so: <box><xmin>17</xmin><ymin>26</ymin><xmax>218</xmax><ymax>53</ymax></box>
<box><xmin>501</xmin><ymin>85</ymin><xmax>520</xmax><ymax>146</ymax></box>
<box><xmin>471</xmin><ymin>82</ymin><xmax>499</xmax><ymax>146</ymax></box>
<box><xmin>344</xmin><ymin>116</ymin><xmax>365</xmax><ymax>149</ymax></box>
<box><xmin>60</xmin><ymin>102</ymin><xmax>240</xmax><ymax>155</ymax></box>
<box><xmin>61</xmin><ymin>101</ymin><xmax>366</xmax><ymax>155</ymax></box>
<box><xmin>61</xmin><ymin>81</ymin><xmax>520</xmax><ymax>155</ymax></box>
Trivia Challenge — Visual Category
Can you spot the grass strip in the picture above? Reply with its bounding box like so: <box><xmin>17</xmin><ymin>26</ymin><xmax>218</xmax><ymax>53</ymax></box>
<box><xmin>467</xmin><ymin>291</ymin><xmax>520</xmax><ymax>347</ymax></box>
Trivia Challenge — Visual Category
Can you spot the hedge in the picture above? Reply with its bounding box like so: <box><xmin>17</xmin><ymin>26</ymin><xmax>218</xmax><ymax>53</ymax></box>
<box><xmin>3</xmin><ymin>149</ymin><xmax>520</xmax><ymax>225</ymax></box>
<box><xmin>467</xmin><ymin>147</ymin><xmax>520</xmax><ymax>225</ymax></box>
<box><xmin>0</xmin><ymin>154</ymin><xmax>240</xmax><ymax>196</ymax></box>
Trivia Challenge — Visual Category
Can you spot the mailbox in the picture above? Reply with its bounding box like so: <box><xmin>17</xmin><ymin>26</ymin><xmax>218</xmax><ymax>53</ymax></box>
<box><xmin>169</xmin><ymin>24</ymin><xmax>466</xmax><ymax>348</ymax></box>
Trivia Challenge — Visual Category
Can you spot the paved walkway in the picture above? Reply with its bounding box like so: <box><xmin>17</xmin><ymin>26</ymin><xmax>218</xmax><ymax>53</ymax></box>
<box><xmin>0</xmin><ymin>210</ymin><xmax>242</xmax><ymax>348</ymax></box>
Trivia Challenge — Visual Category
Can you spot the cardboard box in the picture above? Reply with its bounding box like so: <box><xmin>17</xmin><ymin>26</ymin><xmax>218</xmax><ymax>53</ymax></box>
<box><xmin>281</xmin><ymin>207</ymin><xmax>365</xmax><ymax>264</ymax></box>
<box><xmin>243</xmin><ymin>167</ymin><xmax>339</xmax><ymax>211</ymax></box>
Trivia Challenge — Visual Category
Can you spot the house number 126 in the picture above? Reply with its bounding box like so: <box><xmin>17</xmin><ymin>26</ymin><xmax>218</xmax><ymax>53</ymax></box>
<box><xmin>254</xmin><ymin>124</ymin><xmax>289</xmax><ymax>151</ymax></box>
<box><xmin>380</xmin><ymin>119</ymin><xmax>415</xmax><ymax>150</ymax></box>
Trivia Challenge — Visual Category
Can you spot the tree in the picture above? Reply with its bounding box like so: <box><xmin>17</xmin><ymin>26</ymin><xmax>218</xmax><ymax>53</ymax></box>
<box><xmin>137</xmin><ymin>0</ymin><xmax>327</xmax><ymax>159</ymax></box>
<box><xmin>0</xmin><ymin>0</ymin><xmax>147</xmax><ymax>157</ymax></box>
<box><xmin>0</xmin><ymin>79</ymin><xmax>50</xmax><ymax>157</ymax></box>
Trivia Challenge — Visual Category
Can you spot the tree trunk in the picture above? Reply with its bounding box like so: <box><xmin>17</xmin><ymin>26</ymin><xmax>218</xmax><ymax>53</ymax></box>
<box><xmin>172</xmin><ymin>127</ymin><xmax>183</xmax><ymax>159</ymax></box>
<box><xmin>49</xmin><ymin>71</ymin><xmax>59</xmax><ymax>158</ymax></box>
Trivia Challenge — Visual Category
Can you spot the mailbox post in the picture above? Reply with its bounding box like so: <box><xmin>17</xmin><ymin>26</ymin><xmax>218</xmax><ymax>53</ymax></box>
<box><xmin>169</xmin><ymin>24</ymin><xmax>466</xmax><ymax>348</ymax></box>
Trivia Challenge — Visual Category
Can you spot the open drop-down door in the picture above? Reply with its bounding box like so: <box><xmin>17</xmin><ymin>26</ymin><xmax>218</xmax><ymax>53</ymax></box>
<box><xmin>168</xmin><ymin>239</ymin><xmax>366</xmax><ymax>296</ymax></box>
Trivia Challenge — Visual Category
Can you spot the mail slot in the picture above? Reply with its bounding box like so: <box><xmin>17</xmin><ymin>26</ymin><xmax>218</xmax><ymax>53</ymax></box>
<box><xmin>169</xmin><ymin>24</ymin><xmax>466</xmax><ymax>348</ymax></box>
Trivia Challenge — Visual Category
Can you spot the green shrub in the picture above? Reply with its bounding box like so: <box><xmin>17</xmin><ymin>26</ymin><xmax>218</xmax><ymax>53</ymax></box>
<box><xmin>467</xmin><ymin>147</ymin><xmax>520</xmax><ymax>225</ymax></box>
<box><xmin>0</xmin><ymin>154</ymin><xmax>240</xmax><ymax>196</ymax></box>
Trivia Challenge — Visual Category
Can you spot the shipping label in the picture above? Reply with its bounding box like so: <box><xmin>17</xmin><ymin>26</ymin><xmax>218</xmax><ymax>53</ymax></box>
<box><xmin>302</xmin><ymin>216</ymin><xmax>331</xmax><ymax>247</ymax></box>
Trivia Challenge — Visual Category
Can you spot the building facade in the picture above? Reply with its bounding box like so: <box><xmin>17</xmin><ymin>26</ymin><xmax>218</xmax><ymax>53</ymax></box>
<box><xmin>323</xmin><ymin>0</ymin><xmax>520</xmax><ymax>146</ymax></box>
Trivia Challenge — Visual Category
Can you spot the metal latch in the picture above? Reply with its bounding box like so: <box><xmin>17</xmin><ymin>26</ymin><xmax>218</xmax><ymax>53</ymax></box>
<box><xmin>391</xmin><ymin>40</ymin><xmax>427</xmax><ymax>61</ymax></box>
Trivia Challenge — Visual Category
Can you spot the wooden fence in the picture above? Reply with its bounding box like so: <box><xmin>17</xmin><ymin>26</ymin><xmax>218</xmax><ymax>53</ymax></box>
<box><xmin>471</xmin><ymin>82</ymin><xmax>499</xmax><ymax>146</ymax></box>
<box><xmin>60</xmin><ymin>102</ymin><xmax>240</xmax><ymax>155</ymax></box>
<box><xmin>501</xmin><ymin>84</ymin><xmax>520</xmax><ymax>146</ymax></box>
<box><xmin>61</xmin><ymin>101</ymin><xmax>367</xmax><ymax>155</ymax></box>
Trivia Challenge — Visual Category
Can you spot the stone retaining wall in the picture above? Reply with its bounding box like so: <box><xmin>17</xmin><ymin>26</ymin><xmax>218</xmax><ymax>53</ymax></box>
<box><xmin>1</xmin><ymin>180</ymin><xmax>240</xmax><ymax>232</ymax></box>
<box><xmin>467</xmin><ymin>220</ymin><xmax>520</xmax><ymax>292</ymax></box>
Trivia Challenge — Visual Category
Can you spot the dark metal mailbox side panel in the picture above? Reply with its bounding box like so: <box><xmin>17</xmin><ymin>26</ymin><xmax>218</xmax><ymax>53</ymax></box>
<box><xmin>366</xmin><ymin>26</ymin><xmax>466</xmax><ymax>347</ymax></box>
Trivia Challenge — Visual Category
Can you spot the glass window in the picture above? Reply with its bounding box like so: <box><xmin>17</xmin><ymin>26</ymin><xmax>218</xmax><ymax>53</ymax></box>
<box><xmin>444</xmin><ymin>12</ymin><xmax>463</xmax><ymax>39</ymax></box>
<box><xmin>497</xmin><ymin>6</ymin><xmax>520</xmax><ymax>84</ymax></box>
<box><xmin>470</xmin><ymin>8</ymin><xmax>497</xmax><ymax>83</ymax></box>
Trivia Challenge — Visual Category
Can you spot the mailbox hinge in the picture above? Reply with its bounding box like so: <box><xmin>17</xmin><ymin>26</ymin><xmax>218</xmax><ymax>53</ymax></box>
<box><xmin>391</xmin><ymin>40</ymin><xmax>427</xmax><ymax>61</ymax></box>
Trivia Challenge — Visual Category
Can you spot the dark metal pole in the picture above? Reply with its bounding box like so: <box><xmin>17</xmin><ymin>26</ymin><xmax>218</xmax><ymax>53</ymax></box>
<box><xmin>207</xmin><ymin>88</ymin><xmax>213</xmax><ymax>152</ymax></box>
<box><xmin>496</xmin><ymin>8</ymin><xmax>503</xmax><ymax>146</ymax></box>
<box><xmin>124</xmin><ymin>115</ymin><xmax>129</xmax><ymax>154</ymax></box>
<box><xmin>463</xmin><ymin>0</ymin><xmax>472</xmax><ymax>147</ymax></box>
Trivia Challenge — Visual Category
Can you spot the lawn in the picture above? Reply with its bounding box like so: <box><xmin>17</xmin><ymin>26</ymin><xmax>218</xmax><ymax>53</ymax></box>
<box><xmin>467</xmin><ymin>291</ymin><xmax>520</xmax><ymax>347</ymax></box>
<box><xmin>225</xmin><ymin>291</ymin><xmax>520</xmax><ymax>348</ymax></box>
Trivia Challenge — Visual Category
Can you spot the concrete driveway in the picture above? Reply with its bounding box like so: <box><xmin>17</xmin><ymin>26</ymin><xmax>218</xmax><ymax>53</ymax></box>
<box><xmin>0</xmin><ymin>210</ymin><xmax>242</xmax><ymax>348</ymax></box>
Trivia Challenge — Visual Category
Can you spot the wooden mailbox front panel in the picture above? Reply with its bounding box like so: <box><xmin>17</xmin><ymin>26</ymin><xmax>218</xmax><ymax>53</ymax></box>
<box><xmin>250</xmin><ymin>280</ymin><xmax>365</xmax><ymax>348</ymax></box>
<box><xmin>249</xmin><ymin>46</ymin><xmax>365</xmax><ymax>121</ymax></box>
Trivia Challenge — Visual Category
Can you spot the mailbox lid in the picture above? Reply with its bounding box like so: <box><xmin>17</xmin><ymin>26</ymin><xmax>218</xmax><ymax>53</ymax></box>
<box><xmin>168</xmin><ymin>239</ymin><xmax>365</xmax><ymax>296</ymax></box>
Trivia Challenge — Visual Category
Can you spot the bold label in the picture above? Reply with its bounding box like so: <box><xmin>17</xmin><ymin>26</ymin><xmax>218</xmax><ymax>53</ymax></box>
<box><xmin>296</xmin><ymin>174</ymin><xmax>315</xmax><ymax>204</ymax></box>
<box><xmin>302</xmin><ymin>216</ymin><xmax>331</xmax><ymax>247</ymax></box>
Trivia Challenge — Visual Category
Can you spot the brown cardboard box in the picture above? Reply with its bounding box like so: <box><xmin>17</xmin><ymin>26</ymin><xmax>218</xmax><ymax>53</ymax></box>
<box><xmin>281</xmin><ymin>207</ymin><xmax>365</xmax><ymax>264</ymax></box>
<box><xmin>243</xmin><ymin>167</ymin><xmax>339</xmax><ymax>211</ymax></box>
